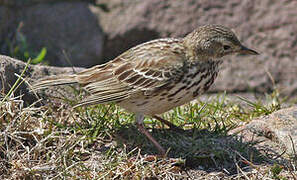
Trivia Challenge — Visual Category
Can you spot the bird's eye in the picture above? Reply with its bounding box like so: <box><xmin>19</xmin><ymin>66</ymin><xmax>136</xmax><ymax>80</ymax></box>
<box><xmin>223</xmin><ymin>45</ymin><xmax>231</xmax><ymax>51</ymax></box>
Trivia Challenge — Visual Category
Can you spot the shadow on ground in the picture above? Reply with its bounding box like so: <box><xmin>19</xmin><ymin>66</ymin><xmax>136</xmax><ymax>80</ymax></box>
<box><xmin>110</xmin><ymin>124</ymin><xmax>286</xmax><ymax>175</ymax></box>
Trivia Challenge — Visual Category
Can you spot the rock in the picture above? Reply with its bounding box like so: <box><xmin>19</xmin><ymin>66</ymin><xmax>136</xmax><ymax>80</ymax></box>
<box><xmin>0</xmin><ymin>1</ymin><xmax>104</xmax><ymax>67</ymax></box>
<box><xmin>0</xmin><ymin>55</ymin><xmax>84</xmax><ymax>104</ymax></box>
<box><xmin>230</xmin><ymin>107</ymin><xmax>297</xmax><ymax>155</ymax></box>
<box><xmin>93</xmin><ymin>0</ymin><xmax>297</xmax><ymax>97</ymax></box>
<box><xmin>0</xmin><ymin>6</ymin><xmax>19</xmax><ymax>53</ymax></box>
<box><xmin>1</xmin><ymin>0</ymin><xmax>296</xmax><ymax>96</ymax></box>
<box><xmin>0</xmin><ymin>0</ymin><xmax>95</xmax><ymax>7</ymax></box>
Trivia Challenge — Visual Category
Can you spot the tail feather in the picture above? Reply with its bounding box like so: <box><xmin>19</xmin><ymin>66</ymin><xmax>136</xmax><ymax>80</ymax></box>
<box><xmin>73</xmin><ymin>92</ymin><xmax>129</xmax><ymax>108</ymax></box>
<box><xmin>31</xmin><ymin>74</ymin><xmax>77</xmax><ymax>91</ymax></box>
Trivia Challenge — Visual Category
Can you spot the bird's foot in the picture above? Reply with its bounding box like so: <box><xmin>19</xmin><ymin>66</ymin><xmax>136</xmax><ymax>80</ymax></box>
<box><xmin>136</xmin><ymin>122</ymin><xmax>166</xmax><ymax>156</ymax></box>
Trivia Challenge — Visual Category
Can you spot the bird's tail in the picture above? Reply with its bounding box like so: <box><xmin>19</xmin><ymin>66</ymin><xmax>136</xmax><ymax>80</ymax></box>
<box><xmin>31</xmin><ymin>74</ymin><xmax>78</xmax><ymax>91</ymax></box>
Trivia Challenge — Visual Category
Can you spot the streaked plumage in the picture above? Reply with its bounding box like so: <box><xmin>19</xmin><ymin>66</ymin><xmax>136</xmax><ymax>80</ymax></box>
<box><xmin>32</xmin><ymin>24</ymin><xmax>259</xmax><ymax>155</ymax></box>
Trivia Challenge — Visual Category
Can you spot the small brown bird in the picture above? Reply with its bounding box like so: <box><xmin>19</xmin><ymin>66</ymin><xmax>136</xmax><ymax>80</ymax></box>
<box><xmin>32</xmin><ymin>24</ymin><xmax>258</xmax><ymax>155</ymax></box>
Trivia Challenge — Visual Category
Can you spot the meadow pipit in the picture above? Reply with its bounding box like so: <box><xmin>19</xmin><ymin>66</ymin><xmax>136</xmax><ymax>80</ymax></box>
<box><xmin>32</xmin><ymin>24</ymin><xmax>259</xmax><ymax>155</ymax></box>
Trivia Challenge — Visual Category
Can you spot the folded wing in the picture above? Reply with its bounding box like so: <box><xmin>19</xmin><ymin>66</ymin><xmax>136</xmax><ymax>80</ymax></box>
<box><xmin>75</xmin><ymin>38</ymin><xmax>186</xmax><ymax>107</ymax></box>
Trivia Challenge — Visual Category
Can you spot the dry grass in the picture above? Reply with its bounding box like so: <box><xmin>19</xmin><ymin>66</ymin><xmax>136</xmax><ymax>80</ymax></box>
<box><xmin>0</xmin><ymin>74</ymin><xmax>297</xmax><ymax>179</ymax></box>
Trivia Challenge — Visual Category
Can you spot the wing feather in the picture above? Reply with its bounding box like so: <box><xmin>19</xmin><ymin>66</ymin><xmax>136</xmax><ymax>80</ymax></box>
<box><xmin>74</xmin><ymin>38</ymin><xmax>186</xmax><ymax>106</ymax></box>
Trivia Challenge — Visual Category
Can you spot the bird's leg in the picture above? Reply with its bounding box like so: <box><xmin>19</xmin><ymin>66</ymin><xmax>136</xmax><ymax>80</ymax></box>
<box><xmin>153</xmin><ymin>115</ymin><xmax>183</xmax><ymax>131</ymax></box>
<box><xmin>136</xmin><ymin>114</ymin><xmax>166</xmax><ymax>155</ymax></box>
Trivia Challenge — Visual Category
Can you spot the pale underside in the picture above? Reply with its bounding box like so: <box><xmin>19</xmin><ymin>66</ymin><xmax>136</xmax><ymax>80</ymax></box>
<box><xmin>118</xmin><ymin>62</ymin><xmax>219</xmax><ymax>116</ymax></box>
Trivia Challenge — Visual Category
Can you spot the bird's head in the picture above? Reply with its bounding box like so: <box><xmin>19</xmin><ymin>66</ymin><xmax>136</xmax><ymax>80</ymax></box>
<box><xmin>184</xmin><ymin>24</ymin><xmax>259</xmax><ymax>60</ymax></box>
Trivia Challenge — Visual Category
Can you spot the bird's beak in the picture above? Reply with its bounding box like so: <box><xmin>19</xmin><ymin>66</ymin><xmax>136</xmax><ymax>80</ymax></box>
<box><xmin>239</xmin><ymin>46</ymin><xmax>259</xmax><ymax>55</ymax></box>
<box><xmin>239</xmin><ymin>45</ymin><xmax>259</xmax><ymax>55</ymax></box>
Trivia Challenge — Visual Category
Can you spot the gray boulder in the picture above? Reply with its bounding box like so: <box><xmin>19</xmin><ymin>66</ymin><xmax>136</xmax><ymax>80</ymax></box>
<box><xmin>0</xmin><ymin>0</ymin><xmax>296</xmax><ymax>97</ymax></box>
<box><xmin>0</xmin><ymin>55</ymin><xmax>84</xmax><ymax>104</ymax></box>
<box><xmin>230</xmin><ymin>106</ymin><xmax>297</xmax><ymax>155</ymax></box>
<box><xmin>0</xmin><ymin>1</ymin><xmax>104</xmax><ymax>67</ymax></box>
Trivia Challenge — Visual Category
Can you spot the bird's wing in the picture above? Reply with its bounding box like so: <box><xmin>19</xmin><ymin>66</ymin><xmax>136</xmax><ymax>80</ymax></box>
<box><xmin>74</xmin><ymin>38</ymin><xmax>186</xmax><ymax>107</ymax></box>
